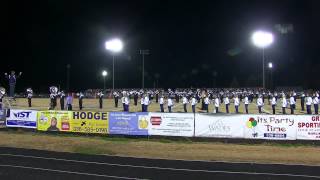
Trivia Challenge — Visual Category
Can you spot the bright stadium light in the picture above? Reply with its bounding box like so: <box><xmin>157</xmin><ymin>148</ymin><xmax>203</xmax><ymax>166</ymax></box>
<box><xmin>105</xmin><ymin>38</ymin><xmax>123</xmax><ymax>53</ymax></box>
<box><xmin>252</xmin><ymin>31</ymin><xmax>274</xmax><ymax>48</ymax></box>
<box><xmin>105</xmin><ymin>38</ymin><xmax>123</xmax><ymax>90</ymax></box>
<box><xmin>102</xmin><ymin>70</ymin><xmax>108</xmax><ymax>77</ymax></box>
<box><xmin>268</xmin><ymin>62</ymin><xmax>273</xmax><ymax>69</ymax></box>
<box><xmin>252</xmin><ymin>30</ymin><xmax>274</xmax><ymax>89</ymax></box>
<box><xmin>102</xmin><ymin>70</ymin><xmax>108</xmax><ymax>91</ymax></box>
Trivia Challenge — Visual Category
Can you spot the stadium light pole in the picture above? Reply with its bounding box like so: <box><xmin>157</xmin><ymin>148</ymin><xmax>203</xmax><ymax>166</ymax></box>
<box><xmin>102</xmin><ymin>70</ymin><xmax>108</xmax><ymax>92</ymax></box>
<box><xmin>252</xmin><ymin>31</ymin><xmax>274</xmax><ymax>89</ymax></box>
<box><xmin>105</xmin><ymin>38</ymin><xmax>123</xmax><ymax>91</ymax></box>
<box><xmin>140</xmin><ymin>49</ymin><xmax>150</xmax><ymax>89</ymax></box>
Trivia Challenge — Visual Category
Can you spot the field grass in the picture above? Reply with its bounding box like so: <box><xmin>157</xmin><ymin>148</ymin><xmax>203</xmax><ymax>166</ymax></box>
<box><xmin>5</xmin><ymin>97</ymin><xmax>309</xmax><ymax>114</ymax></box>
<box><xmin>0</xmin><ymin>130</ymin><xmax>319</xmax><ymax>165</ymax></box>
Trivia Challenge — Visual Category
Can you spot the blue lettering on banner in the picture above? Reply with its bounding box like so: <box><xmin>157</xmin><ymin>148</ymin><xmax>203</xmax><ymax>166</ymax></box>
<box><xmin>109</xmin><ymin>112</ymin><xmax>148</xmax><ymax>135</ymax></box>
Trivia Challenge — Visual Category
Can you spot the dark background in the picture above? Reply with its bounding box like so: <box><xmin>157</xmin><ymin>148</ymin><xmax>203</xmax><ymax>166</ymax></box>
<box><xmin>2</xmin><ymin>0</ymin><xmax>320</xmax><ymax>92</ymax></box>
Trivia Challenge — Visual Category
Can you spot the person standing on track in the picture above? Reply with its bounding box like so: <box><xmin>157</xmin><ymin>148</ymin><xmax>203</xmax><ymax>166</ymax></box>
<box><xmin>301</xmin><ymin>92</ymin><xmax>305</xmax><ymax>111</ymax></box>
<box><xmin>143</xmin><ymin>94</ymin><xmax>150</xmax><ymax>112</ymax></box>
<box><xmin>243</xmin><ymin>94</ymin><xmax>249</xmax><ymax>114</ymax></box>
<box><xmin>113</xmin><ymin>91</ymin><xmax>119</xmax><ymax>108</ymax></box>
<box><xmin>224</xmin><ymin>95</ymin><xmax>230</xmax><ymax>113</ymax></box>
<box><xmin>78</xmin><ymin>92</ymin><xmax>84</xmax><ymax>110</ymax></box>
<box><xmin>66</xmin><ymin>93</ymin><xmax>73</xmax><ymax>111</ymax></box>
<box><xmin>98</xmin><ymin>91</ymin><xmax>104</xmax><ymax>109</ymax></box>
<box><xmin>204</xmin><ymin>95</ymin><xmax>210</xmax><ymax>113</ymax></box>
<box><xmin>4</xmin><ymin>71</ymin><xmax>22</xmax><ymax>98</ymax></box>
<box><xmin>59</xmin><ymin>91</ymin><xmax>66</xmax><ymax>110</ymax></box>
<box><xmin>214</xmin><ymin>95</ymin><xmax>220</xmax><ymax>113</ymax></box>
<box><xmin>191</xmin><ymin>95</ymin><xmax>197</xmax><ymax>113</ymax></box>
<box><xmin>26</xmin><ymin>88</ymin><xmax>33</xmax><ymax>107</ymax></box>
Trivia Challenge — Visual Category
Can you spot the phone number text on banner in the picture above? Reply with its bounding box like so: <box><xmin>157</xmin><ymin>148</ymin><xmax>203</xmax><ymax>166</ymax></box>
<box><xmin>244</xmin><ymin>115</ymin><xmax>297</xmax><ymax>140</ymax></box>
<box><xmin>109</xmin><ymin>112</ymin><xmax>148</xmax><ymax>135</ymax></box>
<box><xmin>195</xmin><ymin>114</ymin><xmax>245</xmax><ymax>138</ymax></box>
<box><xmin>148</xmin><ymin>113</ymin><xmax>194</xmax><ymax>137</ymax></box>
<box><xmin>6</xmin><ymin>109</ymin><xmax>37</xmax><ymax>128</ymax></box>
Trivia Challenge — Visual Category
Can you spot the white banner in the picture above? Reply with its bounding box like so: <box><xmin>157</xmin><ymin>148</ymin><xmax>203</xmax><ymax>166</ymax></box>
<box><xmin>6</xmin><ymin>109</ymin><xmax>37</xmax><ymax>128</ymax></box>
<box><xmin>195</xmin><ymin>114</ymin><xmax>245</xmax><ymax>138</ymax></box>
<box><xmin>297</xmin><ymin>115</ymin><xmax>320</xmax><ymax>140</ymax></box>
<box><xmin>147</xmin><ymin>113</ymin><xmax>194</xmax><ymax>137</ymax></box>
<box><xmin>243</xmin><ymin>115</ymin><xmax>297</xmax><ymax>140</ymax></box>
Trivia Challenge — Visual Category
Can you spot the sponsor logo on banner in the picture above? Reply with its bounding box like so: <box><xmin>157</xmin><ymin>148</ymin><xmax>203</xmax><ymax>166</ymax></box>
<box><xmin>6</xmin><ymin>109</ymin><xmax>37</xmax><ymax>128</ymax></box>
<box><xmin>244</xmin><ymin>115</ymin><xmax>296</xmax><ymax>140</ymax></box>
<box><xmin>109</xmin><ymin>112</ymin><xmax>148</xmax><ymax>135</ymax></box>
<box><xmin>297</xmin><ymin>115</ymin><xmax>320</xmax><ymax>140</ymax></box>
<box><xmin>195</xmin><ymin>114</ymin><xmax>245</xmax><ymax>138</ymax></box>
<box><xmin>148</xmin><ymin>113</ymin><xmax>194</xmax><ymax>137</ymax></box>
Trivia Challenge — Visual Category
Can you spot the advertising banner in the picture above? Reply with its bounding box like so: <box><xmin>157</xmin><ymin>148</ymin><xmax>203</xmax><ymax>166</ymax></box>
<box><xmin>37</xmin><ymin>111</ymin><xmax>108</xmax><ymax>134</ymax></box>
<box><xmin>71</xmin><ymin>111</ymin><xmax>108</xmax><ymax>134</ymax></box>
<box><xmin>195</xmin><ymin>114</ymin><xmax>245</xmax><ymax>138</ymax></box>
<box><xmin>6</xmin><ymin>109</ymin><xmax>37</xmax><ymax>128</ymax></box>
<box><xmin>147</xmin><ymin>113</ymin><xmax>194</xmax><ymax>137</ymax></box>
<box><xmin>243</xmin><ymin>115</ymin><xmax>297</xmax><ymax>140</ymax></box>
<box><xmin>297</xmin><ymin>115</ymin><xmax>320</xmax><ymax>140</ymax></box>
<box><xmin>109</xmin><ymin>112</ymin><xmax>148</xmax><ymax>135</ymax></box>
<box><xmin>37</xmin><ymin>111</ymin><xmax>72</xmax><ymax>132</ymax></box>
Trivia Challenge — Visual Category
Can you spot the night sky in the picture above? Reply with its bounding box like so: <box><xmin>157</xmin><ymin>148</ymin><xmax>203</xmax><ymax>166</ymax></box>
<box><xmin>2</xmin><ymin>0</ymin><xmax>320</xmax><ymax>92</ymax></box>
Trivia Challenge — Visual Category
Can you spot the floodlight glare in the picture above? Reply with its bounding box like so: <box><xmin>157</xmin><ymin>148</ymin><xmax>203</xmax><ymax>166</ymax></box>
<box><xmin>252</xmin><ymin>31</ymin><xmax>274</xmax><ymax>48</ymax></box>
<box><xmin>268</xmin><ymin>62</ymin><xmax>273</xmax><ymax>69</ymax></box>
<box><xmin>105</xmin><ymin>38</ymin><xmax>123</xmax><ymax>53</ymax></box>
<box><xmin>102</xmin><ymin>70</ymin><xmax>107</xmax><ymax>77</ymax></box>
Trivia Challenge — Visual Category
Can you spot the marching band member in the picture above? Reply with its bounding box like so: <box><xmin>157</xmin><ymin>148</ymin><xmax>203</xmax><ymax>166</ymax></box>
<box><xmin>143</xmin><ymin>94</ymin><xmax>150</xmax><ymax>112</ymax></box>
<box><xmin>121</xmin><ymin>91</ymin><xmax>126</xmax><ymax>111</ymax></box>
<box><xmin>0</xmin><ymin>87</ymin><xmax>5</xmax><ymax>110</ymax></box>
<box><xmin>214</xmin><ymin>95</ymin><xmax>220</xmax><ymax>113</ymax></box>
<box><xmin>243</xmin><ymin>94</ymin><xmax>250</xmax><ymax>114</ymax></box>
<box><xmin>313</xmin><ymin>93</ymin><xmax>319</xmax><ymax>114</ymax></box>
<box><xmin>204</xmin><ymin>95</ymin><xmax>210</xmax><ymax>113</ymax></box>
<box><xmin>140</xmin><ymin>94</ymin><xmax>145</xmax><ymax>112</ymax></box>
<box><xmin>113</xmin><ymin>91</ymin><xmax>119</xmax><ymax>108</ymax></box>
<box><xmin>98</xmin><ymin>91</ymin><xmax>104</xmax><ymax>109</ymax></box>
<box><xmin>191</xmin><ymin>95</ymin><xmax>197</xmax><ymax>113</ymax></box>
<box><xmin>26</xmin><ymin>88</ymin><xmax>33</xmax><ymax>107</ymax></box>
<box><xmin>167</xmin><ymin>96</ymin><xmax>173</xmax><ymax>113</ymax></box>
<box><xmin>78</xmin><ymin>92</ymin><xmax>84</xmax><ymax>110</ymax></box>
<box><xmin>257</xmin><ymin>95</ymin><xmax>263</xmax><ymax>114</ymax></box>
<box><xmin>66</xmin><ymin>93</ymin><xmax>73</xmax><ymax>110</ymax></box>
<box><xmin>182</xmin><ymin>94</ymin><xmax>188</xmax><ymax>113</ymax></box>
<box><xmin>301</xmin><ymin>92</ymin><xmax>305</xmax><ymax>111</ymax></box>
<box><xmin>159</xmin><ymin>95</ymin><xmax>164</xmax><ymax>112</ymax></box>
<box><xmin>155</xmin><ymin>90</ymin><xmax>159</xmax><ymax>103</ymax></box>
<box><xmin>306</xmin><ymin>93</ymin><xmax>313</xmax><ymax>114</ymax></box>
<box><xmin>281</xmin><ymin>94</ymin><xmax>287</xmax><ymax>114</ymax></box>
<box><xmin>49</xmin><ymin>86</ymin><xmax>58</xmax><ymax>110</ymax></box>
<box><xmin>289</xmin><ymin>94</ymin><xmax>296</xmax><ymax>114</ymax></box>
<box><xmin>133</xmin><ymin>91</ymin><xmax>139</xmax><ymax>106</ymax></box>
<box><xmin>124</xmin><ymin>93</ymin><xmax>130</xmax><ymax>112</ymax></box>
<box><xmin>224</xmin><ymin>95</ymin><xmax>230</xmax><ymax>113</ymax></box>
<box><xmin>234</xmin><ymin>95</ymin><xmax>240</xmax><ymax>114</ymax></box>
<box><xmin>271</xmin><ymin>95</ymin><xmax>277</xmax><ymax>114</ymax></box>
<box><xmin>59</xmin><ymin>91</ymin><xmax>66</xmax><ymax>110</ymax></box>
<box><xmin>4</xmin><ymin>71</ymin><xmax>22</xmax><ymax>98</ymax></box>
